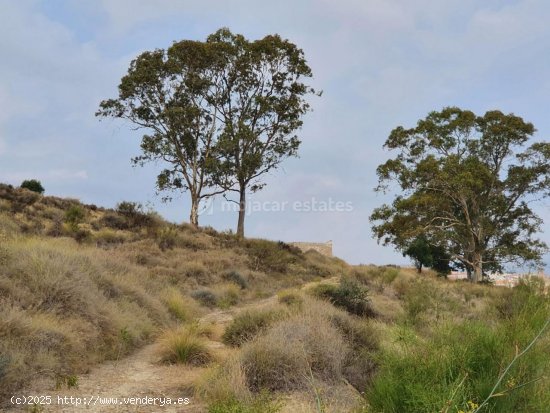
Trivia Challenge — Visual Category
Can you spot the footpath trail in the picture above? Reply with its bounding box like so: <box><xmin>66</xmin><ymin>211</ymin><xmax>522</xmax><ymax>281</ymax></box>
<box><xmin>6</xmin><ymin>279</ymin><xmax>337</xmax><ymax>413</ymax></box>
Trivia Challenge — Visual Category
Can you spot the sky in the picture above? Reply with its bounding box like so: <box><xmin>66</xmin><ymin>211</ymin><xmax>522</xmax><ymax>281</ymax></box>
<box><xmin>0</xmin><ymin>0</ymin><xmax>549</xmax><ymax>269</ymax></box>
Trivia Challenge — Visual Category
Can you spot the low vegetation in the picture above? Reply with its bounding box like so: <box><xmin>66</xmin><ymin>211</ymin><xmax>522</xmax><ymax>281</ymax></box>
<box><xmin>0</xmin><ymin>184</ymin><xmax>344</xmax><ymax>404</ymax></box>
<box><xmin>1</xmin><ymin>184</ymin><xmax>549</xmax><ymax>413</ymax></box>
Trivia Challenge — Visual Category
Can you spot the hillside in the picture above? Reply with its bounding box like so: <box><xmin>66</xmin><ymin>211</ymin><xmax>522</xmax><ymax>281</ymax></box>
<box><xmin>1</xmin><ymin>185</ymin><xmax>549</xmax><ymax>412</ymax></box>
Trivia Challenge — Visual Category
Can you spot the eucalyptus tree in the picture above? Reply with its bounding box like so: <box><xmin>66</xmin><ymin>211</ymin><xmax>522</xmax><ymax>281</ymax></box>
<box><xmin>371</xmin><ymin>107</ymin><xmax>550</xmax><ymax>282</ymax></box>
<box><xmin>98</xmin><ymin>28</ymin><xmax>317</xmax><ymax>234</ymax></box>
<box><xmin>205</xmin><ymin>29</ymin><xmax>318</xmax><ymax>237</ymax></box>
<box><xmin>97</xmin><ymin>39</ymin><xmax>227</xmax><ymax>226</ymax></box>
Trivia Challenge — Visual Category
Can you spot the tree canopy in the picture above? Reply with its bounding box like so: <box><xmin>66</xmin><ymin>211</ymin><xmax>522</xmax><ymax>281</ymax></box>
<box><xmin>205</xmin><ymin>29</ymin><xmax>317</xmax><ymax>237</ymax></box>
<box><xmin>20</xmin><ymin>179</ymin><xmax>44</xmax><ymax>194</ymax></box>
<box><xmin>97</xmin><ymin>28</ymin><xmax>316</xmax><ymax>233</ymax></box>
<box><xmin>370</xmin><ymin>107</ymin><xmax>550</xmax><ymax>282</ymax></box>
<box><xmin>403</xmin><ymin>234</ymin><xmax>451</xmax><ymax>276</ymax></box>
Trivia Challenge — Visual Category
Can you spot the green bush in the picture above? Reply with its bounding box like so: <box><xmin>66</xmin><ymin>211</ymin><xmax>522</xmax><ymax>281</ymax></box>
<box><xmin>20</xmin><ymin>179</ymin><xmax>44</xmax><ymax>194</ymax></box>
<box><xmin>402</xmin><ymin>279</ymin><xmax>436</xmax><ymax>323</ymax></box>
<box><xmin>312</xmin><ymin>279</ymin><xmax>376</xmax><ymax>317</ymax></box>
<box><xmin>156</xmin><ymin>227</ymin><xmax>178</xmax><ymax>251</ymax></box>
<box><xmin>365</xmin><ymin>288</ymin><xmax>550</xmax><ymax>413</ymax></box>
<box><xmin>277</xmin><ymin>290</ymin><xmax>303</xmax><ymax>307</ymax></box>
<box><xmin>64</xmin><ymin>205</ymin><xmax>85</xmax><ymax>230</ymax></box>
<box><xmin>116</xmin><ymin>201</ymin><xmax>153</xmax><ymax>228</ymax></box>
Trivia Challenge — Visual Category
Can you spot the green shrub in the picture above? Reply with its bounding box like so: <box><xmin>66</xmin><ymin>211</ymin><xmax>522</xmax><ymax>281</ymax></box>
<box><xmin>163</xmin><ymin>289</ymin><xmax>200</xmax><ymax>321</ymax></box>
<box><xmin>222</xmin><ymin>309</ymin><xmax>285</xmax><ymax>347</ymax></box>
<box><xmin>312</xmin><ymin>279</ymin><xmax>376</xmax><ymax>317</ymax></box>
<box><xmin>116</xmin><ymin>201</ymin><xmax>153</xmax><ymax>228</ymax></box>
<box><xmin>156</xmin><ymin>226</ymin><xmax>178</xmax><ymax>251</ymax></box>
<box><xmin>64</xmin><ymin>205</ymin><xmax>85</xmax><ymax>230</ymax></box>
<box><xmin>0</xmin><ymin>354</ymin><xmax>9</xmax><ymax>381</ymax></box>
<box><xmin>216</xmin><ymin>284</ymin><xmax>241</xmax><ymax>309</ymax></box>
<box><xmin>402</xmin><ymin>279</ymin><xmax>436</xmax><ymax>323</ymax></box>
<box><xmin>365</xmin><ymin>290</ymin><xmax>550</xmax><ymax>413</ymax></box>
<box><xmin>20</xmin><ymin>179</ymin><xmax>44</xmax><ymax>194</ymax></box>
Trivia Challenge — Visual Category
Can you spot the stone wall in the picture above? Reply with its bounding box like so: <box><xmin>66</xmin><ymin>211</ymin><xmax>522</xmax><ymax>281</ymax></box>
<box><xmin>290</xmin><ymin>241</ymin><xmax>333</xmax><ymax>257</ymax></box>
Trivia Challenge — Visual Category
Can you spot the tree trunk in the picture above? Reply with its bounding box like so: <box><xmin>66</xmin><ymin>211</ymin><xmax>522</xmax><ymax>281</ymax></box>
<box><xmin>236</xmin><ymin>186</ymin><xmax>246</xmax><ymax>238</ymax></box>
<box><xmin>472</xmin><ymin>253</ymin><xmax>483</xmax><ymax>283</ymax></box>
<box><xmin>190</xmin><ymin>195</ymin><xmax>199</xmax><ymax>227</ymax></box>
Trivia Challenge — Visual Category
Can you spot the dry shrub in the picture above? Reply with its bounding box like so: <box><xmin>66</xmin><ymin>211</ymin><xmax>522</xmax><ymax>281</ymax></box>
<box><xmin>157</xmin><ymin>327</ymin><xmax>212</xmax><ymax>365</ymax></box>
<box><xmin>213</xmin><ymin>283</ymin><xmax>242</xmax><ymax>309</ymax></box>
<box><xmin>277</xmin><ymin>289</ymin><xmax>304</xmax><ymax>307</ymax></box>
<box><xmin>184</xmin><ymin>261</ymin><xmax>209</xmax><ymax>279</ymax></box>
<box><xmin>0</xmin><ymin>213</ymin><xmax>19</xmax><ymax>236</ymax></box>
<box><xmin>93</xmin><ymin>228</ymin><xmax>127</xmax><ymax>246</ymax></box>
<box><xmin>222</xmin><ymin>307</ymin><xmax>287</xmax><ymax>347</ymax></box>
<box><xmin>191</xmin><ymin>289</ymin><xmax>218</xmax><ymax>308</ymax></box>
<box><xmin>243</xmin><ymin>238</ymin><xmax>303</xmax><ymax>273</ymax></box>
<box><xmin>195</xmin><ymin>356</ymin><xmax>253</xmax><ymax>407</ymax></box>
<box><xmin>241</xmin><ymin>313</ymin><xmax>349</xmax><ymax>392</ymax></box>
<box><xmin>303</xmin><ymin>250</ymin><xmax>349</xmax><ymax>277</ymax></box>
<box><xmin>0</xmin><ymin>185</ymin><xmax>40</xmax><ymax>212</ymax></box>
<box><xmin>162</xmin><ymin>288</ymin><xmax>202</xmax><ymax>321</ymax></box>
<box><xmin>0</xmin><ymin>237</ymin><xmax>171</xmax><ymax>402</ymax></box>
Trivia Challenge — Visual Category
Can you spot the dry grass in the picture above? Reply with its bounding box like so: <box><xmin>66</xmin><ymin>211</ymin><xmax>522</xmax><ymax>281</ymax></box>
<box><xmin>162</xmin><ymin>288</ymin><xmax>203</xmax><ymax>322</ymax></box>
<box><xmin>156</xmin><ymin>326</ymin><xmax>213</xmax><ymax>365</ymax></box>
<box><xmin>0</xmin><ymin>186</ymin><xmax>352</xmax><ymax>402</ymax></box>
<box><xmin>241</xmin><ymin>314</ymin><xmax>349</xmax><ymax>391</ymax></box>
<box><xmin>222</xmin><ymin>307</ymin><xmax>288</xmax><ymax>347</ymax></box>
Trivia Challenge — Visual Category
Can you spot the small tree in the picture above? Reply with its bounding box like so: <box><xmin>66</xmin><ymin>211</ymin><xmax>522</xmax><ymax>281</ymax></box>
<box><xmin>371</xmin><ymin>107</ymin><xmax>550</xmax><ymax>282</ymax></box>
<box><xmin>403</xmin><ymin>235</ymin><xmax>451</xmax><ymax>276</ymax></box>
<box><xmin>65</xmin><ymin>205</ymin><xmax>85</xmax><ymax>231</ymax></box>
<box><xmin>20</xmin><ymin>179</ymin><xmax>44</xmax><ymax>194</ymax></box>
<box><xmin>403</xmin><ymin>235</ymin><xmax>433</xmax><ymax>273</ymax></box>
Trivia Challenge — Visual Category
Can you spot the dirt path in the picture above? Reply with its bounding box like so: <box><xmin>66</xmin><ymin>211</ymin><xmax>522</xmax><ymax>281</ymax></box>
<box><xmin>5</xmin><ymin>295</ymin><xmax>279</xmax><ymax>413</ymax></box>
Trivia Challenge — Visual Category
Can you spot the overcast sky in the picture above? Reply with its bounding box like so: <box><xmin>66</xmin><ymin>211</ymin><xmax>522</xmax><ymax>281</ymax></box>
<box><xmin>1</xmin><ymin>0</ymin><xmax>549</xmax><ymax>268</ymax></box>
